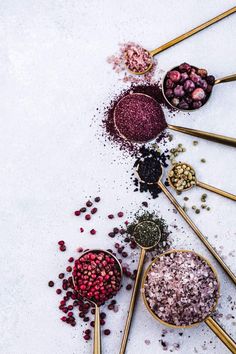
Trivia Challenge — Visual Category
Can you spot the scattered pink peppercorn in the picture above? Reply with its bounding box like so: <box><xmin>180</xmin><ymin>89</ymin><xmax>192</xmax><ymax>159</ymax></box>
<box><xmin>56</xmin><ymin>289</ymin><xmax>62</xmax><ymax>295</ymax></box>
<box><xmin>77</xmin><ymin>247</ymin><xmax>83</xmax><ymax>252</ymax></box>
<box><xmin>80</xmin><ymin>207</ymin><xmax>86</xmax><ymax>213</ymax></box>
<box><xmin>85</xmin><ymin>214</ymin><xmax>91</xmax><ymax>220</ymax></box>
<box><xmin>66</xmin><ymin>266</ymin><xmax>72</xmax><ymax>272</ymax></box>
<box><xmin>74</xmin><ymin>210</ymin><xmax>81</xmax><ymax>216</ymax></box>
<box><xmin>48</xmin><ymin>281</ymin><xmax>54</xmax><ymax>287</ymax></box>
<box><xmin>60</xmin><ymin>245</ymin><xmax>66</xmax><ymax>252</ymax></box>
<box><xmin>58</xmin><ymin>273</ymin><xmax>64</xmax><ymax>279</ymax></box>
<box><xmin>104</xmin><ymin>329</ymin><xmax>111</xmax><ymax>335</ymax></box>
<box><xmin>91</xmin><ymin>207</ymin><xmax>97</xmax><ymax>214</ymax></box>
<box><xmin>58</xmin><ymin>240</ymin><xmax>65</xmax><ymax>246</ymax></box>
<box><xmin>80</xmin><ymin>227</ymin><xmax>84</xmax><ymax>233</ymax></box>
<box><xmin>94</xmin><ymin>197</ymin><xmax>101</xmax><ymax>202</ymax></box>
<box><xmin>90</xmin><ymin>229</ymin><xmax>96</xmax><ymax>235</ymax></box>
<box><xmin>61</xmin><ymin>316</ymin><xmax>67</xmax><ymax>322</ymax></box>
<box><xmin>126</xmin><ymin>284</ymin><xmax>132</xmax><ymax>290</ymax></box>
<box><xmin>117</xmin><ymin>211</ymin><xmax>124</xmax><ymax>218</ymax></box>
<box><xmin>84</xmin><ymin>334</ymin><xmax>91</xmax><ymax>341</ymax></box>
<box><xmin>108</xmin><ymin>214</ymin><xmax>114</xmax><ymax>219</ymax></box>
<box><xmin>68</xmin><ymin>257</ymin><xmax>74</xmax><ymax>263</ymax></box>
<box><xmin>86</xmin><ymin>200</ymin><xmax>93</xmax><ymax>207</ymax></box>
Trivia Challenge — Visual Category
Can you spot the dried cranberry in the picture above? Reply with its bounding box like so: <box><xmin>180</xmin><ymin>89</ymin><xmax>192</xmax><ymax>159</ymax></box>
<box><xmin>48</xmin><ymin>281</ymin><xmax>54</xmax><ymax>287</ymax></box>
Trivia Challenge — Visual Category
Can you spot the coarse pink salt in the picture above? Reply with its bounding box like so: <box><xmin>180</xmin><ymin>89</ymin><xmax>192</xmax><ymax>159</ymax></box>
<box><xmin>123</xmin><ymin>42</ymin><xmax>152</xmax><ymax>73</ymax></box>
<box><xmin>114</xmin><ymin>93</ymin><xmax>167</xmax><ymax>143</ymax></box>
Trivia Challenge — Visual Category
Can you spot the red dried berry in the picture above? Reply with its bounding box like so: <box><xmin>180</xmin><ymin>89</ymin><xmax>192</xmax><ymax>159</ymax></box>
<box><xmin>77</xmin><ymin>247</ymin><xmax>83</xmax><ymax>252</ymax></box>
<box><xmin>80</xmin><ymin>227</ymin><xmax>84</xmax><ymax>233</ymax></box>
<box><xmin>108</xmin><ymin>214</ymin><xmax>114</xmax><ymax>219</ymax></box>
<box><xmin>48</xmin><ymin>281</ymin><xmax>54</xmax><ymax>287</ymax></box>
<box><xmin>85</xmin><ymin>214</ymin><xmax>91</xmax><ymax>220</ymax></box>
<box><xmin>94</xmin><ymin>197</ymin><xmax>100</xmax><ymax>203</ymax></box>
<box><xmin>84</xmin><ymin>334</ymin><xmax>91</xmax><ymax>341</ymax></box>
<box><xmin>61</xmin><ymin>316</ymin><xmax>67</xmax><ymax>322</ymax></box>
<box><xmin>86</xmin><ymin>200</ymin><xmax>93</xmax><ymax>207</ymax></box>
<box><xmin>58</xmin><ymin>273</ymin><xmax>64</xmax><ymax>279</ymax></box>
<box><xmin>90</xmin><ymin>229</ymin><xmax>96</xmax><ymax>235</ymax></box>
<box><xmin>85</xmin><ymin>329</ymin><xmax>91</xmax><ymax>335</ymax></box>
<box><xmin>59</xmin><ymin>245</ymin><xmax>66</xmax><ymax>252</ymax></box>
<box><xmin>68</xmin><ymin>311</ymin><xmax>73</xmax><ymax>317</ymax></box>
<box><xmin>80</xmin><ymin>207</ymin><xmax>86</xmax><ymax>213</ymax></box>
<box><xmin>104</xmin><ymin>329</ymin><xmax>111</xmax><ymax>335</ymax></box>
<box><xmin>56</xmin><ymin>289</ymin><xmax>62</xmax><ymax>295</ymax></box>
<box><xmin>91</xmin><ymin>207</ymin><xmax>97</xmax><ymax>214</ymax></box>
<box><xmin>66</xmin><ymin>266</ymin><xmax>72</xmax><ymax>272</ymax></box>
<box><xmin>68</xmin><ymin>257</ymin><xmax>74</xmax><ymax>263</ymax></box>
<box><xmin>58</xmin><ymin>240</ymin><xmax>65</xmax><ymax>246</ymax></box>
<box><xmin>117</xmin><ymin>212</ymin><xmax>124</xmax><ymax>217</ymax></box>
<box><xmin>74</xmin><ymin>210</ymin><xmax>81</xmax><ymax>216</ymax></box>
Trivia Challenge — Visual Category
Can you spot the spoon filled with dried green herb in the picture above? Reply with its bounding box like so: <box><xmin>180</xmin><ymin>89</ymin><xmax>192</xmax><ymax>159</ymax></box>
<box><xmin>119</xmin><ymin>221</ymin><xmax>161</xmax><ymax>354</ymax></box>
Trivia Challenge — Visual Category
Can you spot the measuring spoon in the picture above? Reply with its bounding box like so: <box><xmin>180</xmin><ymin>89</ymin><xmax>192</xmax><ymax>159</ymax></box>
<box><xmin>73</xmin><ymin>249</ymin><xmax>123</xmax><ymax>354</ymax></box>
<box><xmin>125</xmin><ymin>6</ymin><xmax>236</xmax><ymax>75</ymax></box>
<box><xmin>162</xmin><ymin>66</ymin><xmax>236</xmax><ymax>111</ymax></box>
<box><xmin>168</xmin><ymin>162</ymin><xmax>236</xmax><ymax>201</ymax></box>
<box><xmin>119</xmin><ymin>221</ymin><xmax>161</xmax><ymax>354</ymax></box>
<box><xmin>142</xmin><ymin>250</ymin><xmax>236</xmax><ymax>353</ymax></box>
<box><xmin>114</xmin><ymin>93</ymin><xmax>236</xmax><ymax>147</ymax></box>
<box><xmin>136</xmin><ymin>160</ymin><xmax>236</xmax><ymax>285</ymax></box>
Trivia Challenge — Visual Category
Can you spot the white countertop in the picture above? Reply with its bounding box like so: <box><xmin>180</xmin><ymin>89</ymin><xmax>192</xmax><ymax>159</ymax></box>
<box><xmin>0</xmin><ymin>1</ymin><xmax>236</xmax><ymax>353</ymax></box>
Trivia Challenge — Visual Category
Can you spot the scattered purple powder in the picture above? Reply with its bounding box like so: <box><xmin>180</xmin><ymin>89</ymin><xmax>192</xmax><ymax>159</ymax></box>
<box><xmin>114</xmin><ymin>93</ymin><xmax>167</xmax><ymax>143</ymax></box>
<box><xmin>144</xmin><ymin>251</ymin><xmax>219</xmax><ymax>326</ymax></box>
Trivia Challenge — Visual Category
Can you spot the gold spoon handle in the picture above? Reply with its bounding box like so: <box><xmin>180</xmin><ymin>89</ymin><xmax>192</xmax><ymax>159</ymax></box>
<box><xmin>157</xmin><ymin>180</ymin><xmax>236</xmax><ymax>285</ymax></box>
<box><xmin>197</xmin><ymin>180</ymin><xmax>236</xmax><ymax>201</ymax></box>
<box><xmin>119</xmin><ymin>248</ymin><xmax>146</xmax><ymax>354</ymax></box>
<box><xmin>168</xmin><ymin>124</ymin><xmax>236</xmax><ymax>148</ymax></box>
<box><xmin>215</xmin><ymin>73</ymin><xmax>236</xmax><ymax>85</ymax></box>
<box><xmin>150</xmin><ymin>6</ymin><xmax>236</xmax><ymax>56</ymax></box>
<box><xmin>205</xmin><ymin>317</ymin><xmax>236</xmax><ymax>353</ymax></box>
<box><xmin>94</xmin><ymin>305</ymin><xmax>101</xmax><ymax>354</ymax></box>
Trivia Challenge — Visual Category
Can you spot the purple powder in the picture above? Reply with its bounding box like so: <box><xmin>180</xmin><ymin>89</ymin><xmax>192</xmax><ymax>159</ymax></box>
<box><xmin>144</xmin><ymin>251</ymin><xmax>219</xmax><ymax>326</ymax></box>
<box><xmin>114</xmin><ymin>93</ymin><xmax>167</xmax><ymax>143</ymax></box>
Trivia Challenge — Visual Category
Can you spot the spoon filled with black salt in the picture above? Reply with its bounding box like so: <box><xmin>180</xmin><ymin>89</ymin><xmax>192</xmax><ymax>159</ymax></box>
<box><xmin>136</xmin><ymin>154</ymin><xmax>236</xmax><ymax>286</ymax></box>
<box><xmin>119</xmin><ymin>220</ymin><xmax>161</xmax><ymax>354</ymax></box>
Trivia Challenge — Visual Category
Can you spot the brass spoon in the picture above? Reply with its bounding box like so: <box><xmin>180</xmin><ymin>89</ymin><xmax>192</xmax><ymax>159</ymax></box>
<box><xmin>136</xmin><ymin>162</ymin><xmax>236</xmax><ymax>285</ymax></box>
<box><xmin>119</xmin><ymin>221</ymin><xmax>161</xmax><ymax>354</ymax></box>
<box><xmin>73</xmin><ymin>249</ymin><xmax>123</xmax><ymax>354</ymax></box>
<box><xmin>162</xmin><ymin>67</ymin><xmax>236</xmax><ymax>112</ymax></box>
<box><xmin>142</xmin><ymin>250</ymin><xmax>236</xmax><ymax>353</ymax></box>
<box><xmin>114</xmin><ymin>93</ymin><xmax>236</xmax><ymax>147</ymax></box>
<box><xmin>125</xmin><ymin>6</ymin><xmax>236</xmax><ymax>75</ymax></box>
<box><xmin>168</xmin><ymin>162</ymin><xmax>236</xmax><ymax>201</ymax></box>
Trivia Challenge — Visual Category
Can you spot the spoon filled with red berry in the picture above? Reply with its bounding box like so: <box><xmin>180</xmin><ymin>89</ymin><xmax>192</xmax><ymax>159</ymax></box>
<box><xmin>73</xmin><ymin>249</ymin><xmax>122</xmax><ymax>354</ymax></box>
<box><xmin>114</xmin><ymin>93</ymin><xmax>236</xmax><ymax>147</ymax></box>
<box><xmin>163</xmin><ymin>62</ymin><xmax>236</xmax><ymax>111</ymax></box>
<box><xmin>124</xmin><ymin>6</ymin><xmax>236</xmax><ymax>75</ymax></box>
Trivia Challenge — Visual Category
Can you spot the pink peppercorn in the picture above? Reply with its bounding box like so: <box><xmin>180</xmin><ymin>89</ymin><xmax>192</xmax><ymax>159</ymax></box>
<box><xmin>60</xmin><ymin>245</ymin><xmax>66</xmax><ymax>252</ymax></box>
<box><xmin>58</xmin><ymin>240</ymin><xmax>65</xmax><ymax>246</ymax></box>
<box><xmin>80</xmin><ymin>228</ymin><xmax>84</xmax><ymax>233</ymax></box>
<box><xmin>68</xmin><ymin>257</ymin><xmax>74</xmax><ymax>263</ymax></box>
<box><xmin>91</xmin><ymin>207</ymin><xmax>97</xmax><ymax>214</ymax></box>
<box><xmin>85</xmin><ymin>214</ymin><xmax>91</xmax><ymax>221</ymax></box>
<box><xmin>74</xmin><ymin>210</ymin><xmax>81</xmax><ymax>216</ymax></box>
<box><xmin>108</xmin><ymin>214</ymin><xmax>114</xmax><ymax>219</ymax></box>
<box><xmin>117</xmin><ymin>212</ymin><xmax>124</xmax><ymax>217</ymax></box>
<box><xmin>90</xmin><ymin>229</ymin><xmax>96</xmax><ymax>235</ymax></box>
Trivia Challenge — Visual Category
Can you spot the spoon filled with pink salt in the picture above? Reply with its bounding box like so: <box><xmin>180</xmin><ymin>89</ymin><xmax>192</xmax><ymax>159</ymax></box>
<box><xmin>114</xmin><ymin>93</ymin><xmax>236</xmax><ymax>147</ymax></box>
<box><xmin>124</xmin><ymin>6</ymin><xmax>236</xmax><ymax>75</ymax></box>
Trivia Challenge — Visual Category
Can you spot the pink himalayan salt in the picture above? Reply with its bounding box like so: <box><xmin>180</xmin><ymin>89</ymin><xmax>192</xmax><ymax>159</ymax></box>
<box><xmin>123</xmin><ymin>42</ymin><xmax>152</xmax><ymax>73</ymax></box>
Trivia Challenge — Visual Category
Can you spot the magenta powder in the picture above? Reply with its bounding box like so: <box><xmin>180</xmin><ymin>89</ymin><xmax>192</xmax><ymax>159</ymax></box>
<box><xmin>144</xmin><ymin>251</ymin><xmax>219</xmax><ymax>326</ymax></box>
<box><xmin>114</xmin><ymin>93</ymin><xmax>167</xmax><ymax>143</ymax></box>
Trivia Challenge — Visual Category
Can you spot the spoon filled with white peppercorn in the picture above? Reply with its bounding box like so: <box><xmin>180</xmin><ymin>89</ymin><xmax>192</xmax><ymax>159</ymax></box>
<box><xmin>168</xmin><ymin>162</ymin><xmax>236</xmax><ymax>201</ymax></box>
<box><xmin>135</xmin><ymin>154</ymin><xmax>236</xmax><ymax>285</ymax></box>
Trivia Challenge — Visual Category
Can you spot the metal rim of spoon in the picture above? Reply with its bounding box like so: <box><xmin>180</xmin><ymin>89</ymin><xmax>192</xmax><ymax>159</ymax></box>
<box><xmin>72</xmin><ymin>249</ymin><xmax>123</xmax><ymax>354</ymax></box>
<box><xmin>162</xmin><ymin>67</ymin><xmax>236</xmax><ymax>112</ymax></box>
<box><xmin>119</xmin><ymin>221</ymin><xmax>161</xmax><ymax>354</ymax></box>
<box><xmin>114</xmin><ymin>93</ymin><xmax>236</xmax><ymax>148</ymax></box>
<box><xmin>141</xmin><ymin>250</ymin><xmax>236</xmax><ymax>353</ymax></box>
<box><xmin>168</xmin><ymin>162</ymin><xmax>236</xmax><ymax>201</ymax></box>
<box><xmin>125</xmin><ymin>6</ymin><xmax>236</xmax><ymax>75</ymax></box>
<box><xmin>135</xmin><ymin>162</ymin><xmax>236</xmax><ymax>285</ymax></box>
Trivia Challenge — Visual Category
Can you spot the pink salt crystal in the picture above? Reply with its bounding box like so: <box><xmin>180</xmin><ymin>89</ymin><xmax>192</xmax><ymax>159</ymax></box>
<box><xmin>123</xmin><ymin>43</ymin><xmax>152</xmax><ymax>73</ymax></box>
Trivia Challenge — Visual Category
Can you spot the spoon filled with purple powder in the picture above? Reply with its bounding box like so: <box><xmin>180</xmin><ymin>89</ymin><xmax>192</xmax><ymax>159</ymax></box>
<box><xmin>162</xmin><ymin>62</ymin><xmax>236</xmax><ymax>111</ymax></box>
<box><xmin>114</xmin><ymin>93</ymin><xmax>236</xmax><ymax>147</ymax></box>
<box><xmin>123</xmin><ymin>7</ymin><xmax>236</xmax><ymax>75</ymax></box>
<box><xmin>142</xmin><ymin>250</ymin><xmax>236</xmax><ymax>353</ymax></box>
<box><xmin>136</xmin><ymin>153</ymin><xmax>236</xmax><ymax>285</ymax></box>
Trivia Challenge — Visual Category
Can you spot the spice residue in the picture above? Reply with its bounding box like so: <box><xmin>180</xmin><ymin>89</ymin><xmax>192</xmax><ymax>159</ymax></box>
<box><xmin>144</xmin><ymin>251</ymin><xmax>219</xmax><ymax>326</ymax></box>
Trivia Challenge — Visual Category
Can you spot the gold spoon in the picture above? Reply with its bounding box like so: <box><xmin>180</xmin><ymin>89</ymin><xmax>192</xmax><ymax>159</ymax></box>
<box><xmin>142</xmin><ymin>250</ymin><xmax>236</xmax><ymax>353</ymax></box>
<box><xmin>73</xmin><ymin>249</ymin><xmax>123</xmax><ymax>354</ymax></box>
<box><xmin>119</xmin><ymin>221</ymin><xmax>161</xmax><ymax>354</ymax></box>
<box><xmin>168</xmin><ymin>162</ymin><xmax>236</xmax><ymax>201</ymax></box>
<box><xmin>125</xmin><ymin>6</ymin><xmax>236</xmax><ymax>75</ymax></box>
<box><xmin>162</xmin><ymin>67</ymin><xmax>236</xmax><ymax>112</ymax></box>
<box><xmin>136</xmin><ymin>162</ymin><xmax>236</xmax><ymax>285</ymax></box>
<box><xmin>114</xmin><ymin>93</ymin><xmax>236</xmax><ymax>147</ymax></box>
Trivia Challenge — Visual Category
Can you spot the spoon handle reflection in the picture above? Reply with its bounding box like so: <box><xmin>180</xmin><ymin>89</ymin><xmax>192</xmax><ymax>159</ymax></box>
<box><xmin>215</xmin><ymin>73</ymin><xmax>236</xmax><ymax>85</ymax></box>
<box><xmin>94</xmin><ymin>305</ymin><xmax>101</xmax><ymax>354</ymax></box>
<box><xmin>119</xmin><ymin>248</ymin><xmax>146</xmax><ymax>354</ymax></box>
<box><xmin>150</xmin><ymin>7</ymin><xmax>236</xmax><ymax>56</ymax></box>
<box><xmin>168</xmin><ymin>124</ymin><xmax>236</xmax><ymax>148</ymax></box>
<box><xmin>205</xmin><ymin>317</ymin><xmax>236</xmax><ymax>353</ymax></box>
<box><xmin>157</xmin><ymin>180</ymin><xmax>236</xmax><ymax>285</ymax></box>
<box><xmin>197</xmin><ymin>180</ymin><xmax>236</xmax><ymax>201</ymax></box>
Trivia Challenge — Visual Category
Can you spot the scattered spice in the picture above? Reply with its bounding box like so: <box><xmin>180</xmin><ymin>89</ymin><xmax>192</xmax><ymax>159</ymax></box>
<box><xmin>201</xmin><ymin>158</ymin><xmax>206</xmax><ymax>163</ymax></box>
<box><xmin>48</xmin><ymin>281</ymin><xmax>54</xmax><ymax>287</ymax></box>
<box><xmin>163</xmin><ymin>63</ymin><xmax>215</xmax><ymax>110</ymax></box>
<box><xmin>168</xmin><ymin>163</ymin><xmax>196</xmax><ymax>191</ymax></box>
<box><xmin>144</xmin><ymin>251</ymin><xmax>219</xmax><ymax>326</ymax></box>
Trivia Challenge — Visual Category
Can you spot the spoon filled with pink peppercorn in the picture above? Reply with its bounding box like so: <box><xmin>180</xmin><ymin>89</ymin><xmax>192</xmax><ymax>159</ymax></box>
<box><xmin>163</xmin><ymin>62</ymin><xmax>236</xmax><ymax>111</ymax></box>
<box><xmin>124</xmin><ymin>6</ymin><xmax>236</xmax><ymax>75</ymax></box>
<box><xmin>142</xmin><ymin>250</ymin><xmax>236</xmax><ymax>353</ymax></box>
<box><xmin>119</xmin><ymin>221</ymin><xmax>161</xmax><ymax>354</ymax></box>
<box><xmin>114</xmin><ymin>93</ymin><xmax>236</xmax><ymax>147</ymax></box>
<box><xmin>73</xmin><ymin>249</ymin><xmax>122</xmax><ymax>354</ymax></box>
